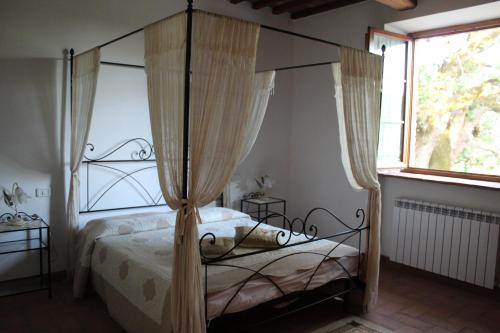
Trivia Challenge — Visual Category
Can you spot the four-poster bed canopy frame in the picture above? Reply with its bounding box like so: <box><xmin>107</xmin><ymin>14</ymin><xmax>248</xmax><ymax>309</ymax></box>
<box><xmin>70</xmin><ymin>0</ymin><xmax>382</xmax><ymax>331</ymax></box>
<box><xmin>70</xmin><ymin>0</ymin><xmax>367</xmax><ymax>204</ymax></box>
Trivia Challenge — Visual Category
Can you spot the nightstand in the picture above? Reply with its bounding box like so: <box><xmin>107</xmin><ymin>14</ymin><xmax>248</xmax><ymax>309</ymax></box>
<box><xmin>0</xmin><ymin>212</ymin><xmax>51</xmax><ymax>298</ymax></box>
<box><xmin>240</xmin><ymin>197</ymin><xmax>286</xmax><ymax>227</ymax></box>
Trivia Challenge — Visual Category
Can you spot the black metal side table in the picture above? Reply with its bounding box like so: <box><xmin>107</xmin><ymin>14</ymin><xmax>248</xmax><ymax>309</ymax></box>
<box><xmin>240</xmin><ymin>197</ymin><xmax>286</xmax><ymax>227</ymax></box>
<box><xmin>0</xmin><ymin>212</ymin><xmax>51</xmax><ymax>298</ymax></box>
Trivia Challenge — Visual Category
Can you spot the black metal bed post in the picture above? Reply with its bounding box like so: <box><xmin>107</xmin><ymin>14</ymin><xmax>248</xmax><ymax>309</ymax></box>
<box><xmin>364</xmin><ymin>45</ymin><xmax>385</xmax><ymax>273</ymax></box>
<box><xmin>70</xmin><ymin>48</ymin><xmax>87</xmax><ymax>214</ymax></box>
<box><xmin>182</xmin><ymin>0</ymin><xmax>193</xmax><ymax>200</ymax></box>
<box><xmin>70</xmin><ymin>48</ymin><xmax>76</xmax><ymax>212</ymax></box>
<box><xmin>70</xmin><ymin>48</ymin><xmax>74</xmax><ymax>122</ymax></box>
<box><xmin>70</xmin><ymin>48</ymin><xmax>75</xmax><ymax>215</ymax></box>
<box><xmin>379</xmin><ymin>45</ymin><xmax>386</xmax><ymax>114</ymax></box>
<box><xmin>47</xmin><ymin>225</ymin><xmax>52</xmax><ymax>298</ymax></box>
<box><xmin>182</xmin><ymin>0</ymin><xmax>206</xmax><ymax>325</ymax></box>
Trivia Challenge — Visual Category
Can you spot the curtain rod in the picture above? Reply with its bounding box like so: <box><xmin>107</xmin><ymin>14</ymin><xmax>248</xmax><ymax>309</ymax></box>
<box><xmin>78</xmin><ymin>25</ymin><xmax>341</xmax><ymax>57</ymax></box>
<box><xmin>100</xmin><ymin>60</ymin><xmax>339</xmax><ymax>72</ymax></box>
<box><xmin>274</xmin><ymin>61</ymin><xmax>338</xmax><ymax>71</ymax></box>
<box><xmin>75</xmin><ymin>12</ymin><xmax>347</xmax><ymax>57</ymax></box>
<box><xmin>98</xmin><ymin>27</ymin><xmax>143</xmax><ymax>50</ymax></box>
<box><xmin>95</xmin><ymin>25</ymin><xmax>341</xmax><ymax>52</ymax></box>
<box><xmin>101</xmin><ymin>61</ymin><xmax>144</xmax><ymax>69</ymax></box>
<box><xmin>92</xmin><ymin>25</ymin><xmax>341</xmax><ymax>54</ymax></box>
<box><xmin>260</xmin><ymin>25</ymin><xmax>341</xmax><ymax>48</ymax></box>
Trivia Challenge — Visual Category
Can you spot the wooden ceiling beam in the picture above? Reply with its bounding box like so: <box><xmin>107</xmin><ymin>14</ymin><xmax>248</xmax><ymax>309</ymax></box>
<box><xmin>273</xmin><ymin>0</ymin><xmax>328</xmax><ymax>15</ymax></box>
<box><xmin>252</xmin><ymin>0</ymin><xmax>284</xmax><ymax>10</ymax></box>
<box><xmin>273</xmin><ymin>0</ymin><xmax>314</xmax><ymax>15</ymax></box>
<box><xmin>375</xmin><ymin>0</ymin><xmax>417</xmax><ymax>10</ymax></box>
<box><xmin>291</xmin><ymin>0</ymin><xmax>368</xmax><ymax>19</ymax></box>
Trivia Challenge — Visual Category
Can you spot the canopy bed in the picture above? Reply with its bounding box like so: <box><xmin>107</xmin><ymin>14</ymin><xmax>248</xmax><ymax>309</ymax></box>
<box><xmin>67</xmin><ymin>1</ymin><xmax>384</xmax><ymax>332</ymax></box>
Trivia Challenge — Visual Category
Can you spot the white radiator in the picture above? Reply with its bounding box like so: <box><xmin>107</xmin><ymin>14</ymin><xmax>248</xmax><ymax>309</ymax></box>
<box><xmin>390</xmin><ymin>199</ymin><xmax>499</xmax><ymax>289</ymax></box>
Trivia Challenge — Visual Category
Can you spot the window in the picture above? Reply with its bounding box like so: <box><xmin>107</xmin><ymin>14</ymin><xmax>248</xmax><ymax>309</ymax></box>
<box><xmin>368</xmin><ymin>19</ymin><xmax>500</xmax><ymax>181</ymax></box>
<box><xmin>367</xmin><ymin>28</ymin><xmax>411</xmax><ymax>167</ymax></box>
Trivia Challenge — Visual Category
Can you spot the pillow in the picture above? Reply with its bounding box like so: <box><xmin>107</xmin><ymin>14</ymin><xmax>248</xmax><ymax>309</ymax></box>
<box><xmin>200</xmin><ymin>236</ymin><xmax>235</xmax><ymax>257</ymax></box>
<box><xmin>234</xmin><ymin>226</ymin><xmax>281</xmax><ymax>248</ymax></box>
<box><xmin>198</xmin><ymin>207</ymin><xmax>250</xmax><ymax>224</ymax></box>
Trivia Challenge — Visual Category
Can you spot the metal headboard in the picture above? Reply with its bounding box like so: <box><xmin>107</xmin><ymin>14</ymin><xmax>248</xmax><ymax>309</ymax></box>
<box><xmin>79</xmin><ymin>138</ymin><xmax>167</xmax><ymax>213</ymax></box>
<box><xmin>79</xmin><ymin>138</ymin><xmax>223</xmax><ymax>214</ymax></box>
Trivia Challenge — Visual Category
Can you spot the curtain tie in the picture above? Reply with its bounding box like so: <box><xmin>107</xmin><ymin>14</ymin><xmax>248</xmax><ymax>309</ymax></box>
<box><xmin>70</xmin><ymin>171</ymin><xmax>80</xmax><ymax>188</ymax></box>
<box><xmin>176</xmin><ymin>200</ymin><xmax>202</xmax><ymax>244</ymax></box>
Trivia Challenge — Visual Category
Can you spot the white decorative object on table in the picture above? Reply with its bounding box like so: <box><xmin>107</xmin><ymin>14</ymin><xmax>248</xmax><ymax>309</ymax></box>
<box><xmin>1</xmin><ymin>183</ymin><xmax>31</xmax><ymax>226</ymax></box>
<box><xmin>245</xmin><ymin>174</ymin><xmax>275</xmax><ymax>199</ymax></box>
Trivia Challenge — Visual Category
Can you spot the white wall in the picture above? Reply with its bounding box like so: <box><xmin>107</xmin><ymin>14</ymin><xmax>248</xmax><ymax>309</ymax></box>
<box><xmin>229</xmin><ymin>30</ymin><xmax>294</xmax><ymax>210</ymax></box>
<box><xmin>288</xmin><ymin>63</ymin><xmax>369</xmax><ymax>237</ymax></box>
<box><xmin>0</xmin><ymin>0</ymin><xmax>293</xmax><ymax>280</ymax></box>
<box><xmin>286</xmin><ymin>1</ymin><xmax>388</xmax><ymax>242</ymax></box>
<box><xmin>0</xmin><ymin>59</ymin><xmax>67</xmax><ymax>280</ymax></box>
<box><xmin>80</xmin><ymin>28</ymin><xmax>294</xmax><ymax>220</ymax></box>
<box><xmin>77</xmin><ymin>61</ymin><xmax>168</xmax><ymax>226</ymax></box>
<box><xmin>289</xmin><ymin>0</ymin><xmax>500</xmax><ymax>276</ymax></box>
<box><xmin>0</xmin><ymin>0</ymin><xmax>292</xmax><ymax>59</ymax></box>
<box><xmin>1</xmin><ymin>0</ymin><xmax>498</xmax><ymax>282</ymax></box>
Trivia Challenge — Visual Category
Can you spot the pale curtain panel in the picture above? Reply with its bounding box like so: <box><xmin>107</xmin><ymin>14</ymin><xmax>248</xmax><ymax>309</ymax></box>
<box><xmin>145</xmin><ymin>12</ymin><xmax>186</xmax><ymax>208</ymax></box>
<box><xmin>67</xmin><ymin>48</ymin><xmax>100</xmax><ymax>276</ymax></box>
<box><xmin>331</xmin><ymin>47</ymin><xmax>382</xmax><ymax>309</ymax></box>
<box><xmin>145</xmin><ymin>11</ymin><xmax>259</xmax><ymax>333</ymax></box>
<box><xmin>223</xmin><ymin>70</ymin><xmax>275</xmax><ymax>207</ymax></box>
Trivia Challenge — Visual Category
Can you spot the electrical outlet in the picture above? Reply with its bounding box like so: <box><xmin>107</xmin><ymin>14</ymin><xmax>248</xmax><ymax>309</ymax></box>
<box><xmin>35</xmin><ymin>188</ymin><xmax>51</xmax><ymax>198</ymax></box>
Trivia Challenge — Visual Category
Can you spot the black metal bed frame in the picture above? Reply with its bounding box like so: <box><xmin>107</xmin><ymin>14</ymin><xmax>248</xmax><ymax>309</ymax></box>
<box><xmin>200</xmin><ymin>208</ymin><xmax>368</xmax><ymax>331</ymax></box>
<box><xmin>70</xmin><ymin>0</ymin><xmax>383</xmax><ymax>212</ymax></box>
<box><xmin>69</xmin><ymin>0</ymin><xmax>381</xmax><ymax>330</ymax></box>
<box><xmin>78</xmin><ymin>135</ymin><xmax>369</xmax><ymax>329</ymax></box>
<box><xmin>70</xmin><ymin>0</ymin><xmax>381</xmax><ymax>215</ymax></box>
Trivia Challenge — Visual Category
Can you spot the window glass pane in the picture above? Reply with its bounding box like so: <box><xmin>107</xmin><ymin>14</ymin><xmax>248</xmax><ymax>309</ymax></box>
<box><xmin>378</xmin><ymin>122</ymin><xmax>404</xmax><ymax>165</ymax></box>
<box><xmin>410</xmin><ymin>27</ymin><xmax>500</xmax><ymax>176</ymax></box>
<box><xmin>371</xmin><ymin>33</ymin><xmax>407</xmax><ymax>166</ymax></box>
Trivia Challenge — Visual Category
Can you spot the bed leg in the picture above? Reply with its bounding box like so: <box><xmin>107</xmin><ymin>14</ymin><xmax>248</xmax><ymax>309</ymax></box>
<box><xmin>342</xmin><ymin>279</ymin><xmax>351</xmax><ymax>313</ymax></box>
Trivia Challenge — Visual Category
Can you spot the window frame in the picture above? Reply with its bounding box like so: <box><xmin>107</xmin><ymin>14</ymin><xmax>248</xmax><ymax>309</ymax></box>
<box><xmin>367</xmin><ymin>27</ymin><xmax>412</xmax><ymax>168</ymax></box>
<box><xmin>368</xmin><ymin>18</ymin><xmax>500</xmax><ymax>182</ymax></box>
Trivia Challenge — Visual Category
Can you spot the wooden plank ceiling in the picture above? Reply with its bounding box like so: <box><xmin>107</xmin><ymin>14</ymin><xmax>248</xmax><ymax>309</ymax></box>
<box><xmin>229</xmin><ymin>0</ymin><xmax>417</xmax><ymax>19</ymax></box>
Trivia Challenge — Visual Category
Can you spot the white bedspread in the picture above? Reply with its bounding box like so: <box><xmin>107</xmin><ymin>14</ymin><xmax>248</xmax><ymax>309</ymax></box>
<box><xmin>74</xmin><ymin>208</ymin><xmax>359</xmax><ymax>329</ymax></box>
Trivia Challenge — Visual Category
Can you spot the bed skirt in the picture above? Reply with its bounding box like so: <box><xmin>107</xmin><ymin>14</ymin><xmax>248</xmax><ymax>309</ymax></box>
<box><xmin>92</xmin><ymin>271</ymin><xmax>170</xmax><ymax>333</ymax></box>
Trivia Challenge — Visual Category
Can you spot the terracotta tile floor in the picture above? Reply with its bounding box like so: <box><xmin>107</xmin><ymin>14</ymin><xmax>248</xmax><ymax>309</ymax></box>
<box><xmin>364</xmin><ymin>267</ymin><xmax>500</xmax><ymax>333</ymax></box>
<box><xmin>0</xmin><ymin>266</ymin><xmax>498</xmax><ymax>333</ymax></box>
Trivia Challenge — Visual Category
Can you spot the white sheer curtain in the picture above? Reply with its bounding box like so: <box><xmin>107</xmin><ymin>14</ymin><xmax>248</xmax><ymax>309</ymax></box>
<box><xmin>67</xmin><ymin>48</ymin><xmax>100</xmax><ymax>275</ymax></box>
<box><xmin>145</xmin><ymin>11</ymin><xmax>259</xmax><ymax>333</ymax></box>
<box><xmin>223</xmin><ymin>70</ymin><xmax>275</xmax><ymax>207</ymax></box>
<box><xmin>331</xmin><ymin>46</ymin><xmax>382</xmax><ymax>309</ymax></box>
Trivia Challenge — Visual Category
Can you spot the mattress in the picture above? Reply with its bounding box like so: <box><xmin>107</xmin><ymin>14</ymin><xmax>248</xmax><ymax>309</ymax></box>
<box><xmin>75</xmin><ymin>208</ymin><xmax>359</xmax><ymax>333</ymax></box>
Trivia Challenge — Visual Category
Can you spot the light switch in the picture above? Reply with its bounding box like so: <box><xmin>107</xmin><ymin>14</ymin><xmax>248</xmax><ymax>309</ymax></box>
<box><xmin>35</xmin><ymin>188</ymin><xmax>51</xmax><ymax>197</ymax></box>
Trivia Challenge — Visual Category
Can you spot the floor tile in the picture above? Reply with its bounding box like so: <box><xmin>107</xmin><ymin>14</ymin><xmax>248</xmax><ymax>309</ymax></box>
<box><xmin>1</xmin><ymin>266</ymin><xmax>498</xmax><ymax>333</ymax></box>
